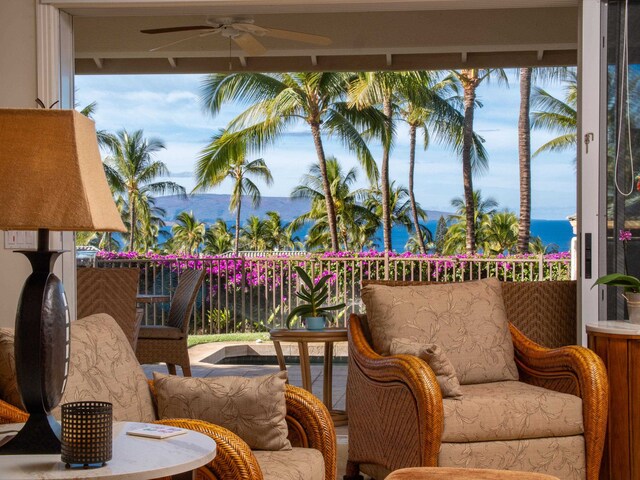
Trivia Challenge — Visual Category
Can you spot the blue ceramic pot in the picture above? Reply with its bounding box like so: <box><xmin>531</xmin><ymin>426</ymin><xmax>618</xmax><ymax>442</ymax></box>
<box><xmin>304</xmin><ymin>316</ymin><xmax>326</xmax><ymax>330</ymax></box>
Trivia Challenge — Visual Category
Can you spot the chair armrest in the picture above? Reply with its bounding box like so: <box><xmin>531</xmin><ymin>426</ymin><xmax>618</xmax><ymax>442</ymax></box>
<box><xmin>347</xmin><ymin>314</ymin><xmax>443</xmax><ymax>469</ymax></box>
<box><xmin>510</xmin><ymin>324</ymin><xmax>608</xmax><ymax>480</ymax></box>
<box><xmin>0</xmin><ymin>399</ymin><xmax>28</xmax><ymax>424</ymax></box>
<box><xmin>285</xmin><ymin>384</ymin><xmax>336</xmax><ymax>480</ymax></box>
<box><xmin>155</xmin><ymin>418</ymin><xmax>263</xmax><ymax>480</ymax></box>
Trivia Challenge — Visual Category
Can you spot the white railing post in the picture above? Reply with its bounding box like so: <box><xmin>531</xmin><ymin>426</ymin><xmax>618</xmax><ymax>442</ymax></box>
<box><xmin>538</xmin><ymin>254</ymin><xmax>544</xmax><ymax>281</ymax></box>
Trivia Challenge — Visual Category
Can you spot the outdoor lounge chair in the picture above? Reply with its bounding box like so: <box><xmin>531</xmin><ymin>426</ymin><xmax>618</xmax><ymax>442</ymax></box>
<box><xmin>77</xmin><ymin>267</ymin><xmax>142</xmax><ymax>350</ymax></box>
<box><xmin>136</xmin><ymin>269</ymin><xmax>205</xmax><ymax>376</ymax></box>
<box><xmin>0</xmin><ymin>313</ymin><xmax>336</xmax><ymax>480</ymax></box>
<box><xmin>345</xmin><ymin>279</ymin><xmax>608</xmax><ymax>480</ymax></box>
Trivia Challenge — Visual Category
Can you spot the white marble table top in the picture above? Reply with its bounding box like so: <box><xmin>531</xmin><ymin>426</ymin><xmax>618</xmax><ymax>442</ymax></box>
<box><xmin>0</xmin><ymin>421</ymin><xmax>216</xmax><ymax>480</ymax></box>
<box><xmin>586</xmin><ymin>320</ymin><xmax>640</xmax><ymax>335</ymax></box>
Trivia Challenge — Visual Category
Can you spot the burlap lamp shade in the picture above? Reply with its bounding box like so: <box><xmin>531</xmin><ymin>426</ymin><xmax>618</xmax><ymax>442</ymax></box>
<box><xmin>0</xmin><ymin>108</ymin><xmax>124</xmax><ymax>455</ymax></box>
<box><xmin>0</xmin><ymin>109</ymin><xmax>125</xmax><ymax>232</ymax></box>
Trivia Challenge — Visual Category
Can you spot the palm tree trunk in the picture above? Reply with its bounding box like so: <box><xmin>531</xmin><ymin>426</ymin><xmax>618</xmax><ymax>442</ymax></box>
<box><xmin>235</xmin><ymin>198</ymin><xmax>241</xmax><ymax>254</ymax></box>
<box><xmin>382</xmin><ymin>96</ymin><xmax>393</xmax><ymax>252</ymax></box>
<box><xmin>462</xmin><ymin>76</ymin><xmax>477</xmax><ymax>255</ymax></box>
<box><xmin>408</xmin><ymin>123</ymin><xmax>426</xmax><ymax>254</ymax></box>
<box><xmin>129</xmin><ymin>201</ymin><xmax>136</xmax><ymax>252</ymax></box>
<box><xmin>518</xmin><ymin>68</ymin><xmax>532</xmax><ymax>253</ymax></box>
<box><xmin>310</xmin><ymin>123</ymin><xmax>340</xmax><ymax>252</ymax></box>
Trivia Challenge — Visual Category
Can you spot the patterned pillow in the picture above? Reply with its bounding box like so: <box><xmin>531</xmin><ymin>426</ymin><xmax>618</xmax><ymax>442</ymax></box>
<box><xmin>0</xmin><ymin>315</ymin><xmax>156</xmax><ymax>422</ymax></box>
<box><xmin>154</xmin><ymin>371</ymin><xmax>292</xmax><ymax>451</ymax></box>
<box><xmin>52</xmin><ymin>314</ymin><xmax>157</xmax><ymax>422</ymax></box>
<box><xmin>361</xmin><ymin>277</ymin><xmax>519</xmax><ymax>384</ymax></box>
<box><xmin>390</xmin><ymin>338</ymin><xmax>463</xmax><ymax>399</ymax></box>
<box><xmin>0</xmin><ymin>328</ymin><xmax>23</xmax><ymax>409</ymax></box>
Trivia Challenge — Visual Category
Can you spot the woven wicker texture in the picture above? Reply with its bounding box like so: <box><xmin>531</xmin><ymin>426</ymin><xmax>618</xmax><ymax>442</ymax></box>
<box><xmin>347</xmin><ymin>281</ymin><xmax>608</xmax><ymax>480</ymax></box>
<box><xmin>362</xmin><ymin>280</ymin><xmax>577</xmax><ymax>348</ymax></box>
<box><xmin>502</xmin><ymin>281</ymin><xmax>577</xmax><ymax>348</ymax></box>
<box><xmin>136</xmin><ymin>269</ymin><xmax>205</xmax><ymax>376</ymax></box>
<box><xmin>77</xmin><ymin>268</ymin><xmax>140</xmax><ymax>350</ymax></box>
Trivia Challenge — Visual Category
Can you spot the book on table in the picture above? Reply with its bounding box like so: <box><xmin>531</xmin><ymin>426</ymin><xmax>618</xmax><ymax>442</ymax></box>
<box><xmin>126</xmin><ymin>425</ymin><xmax>187</xmax><ymax>439</ymax></box>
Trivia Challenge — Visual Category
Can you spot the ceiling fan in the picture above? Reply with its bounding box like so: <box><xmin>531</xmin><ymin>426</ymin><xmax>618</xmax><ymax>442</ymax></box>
<box><xmin>141</xmin><ymin>16</ymin><xmax>332</xmax><ymax>56</ymax></box>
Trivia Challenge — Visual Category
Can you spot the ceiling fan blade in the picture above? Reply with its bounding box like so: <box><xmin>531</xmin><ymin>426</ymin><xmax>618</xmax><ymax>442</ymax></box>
<box><xmin>149</xmin><ymin>30</ymin><xmax>219</xmax><ymax>52</ymax></box>
<box><xmin>232</xmin><ymin>33</ymin><xmax>267</xmax><ymax>56</ymax></box>
<box><xmin>263</xmin><ymin>28</ymin><xmax>331</xmax><ymax>46</ymax></box>
<box><xmin>141</xmin><ymin>26</ymin><xmax>216</xmax><ymax>34</ymax></box>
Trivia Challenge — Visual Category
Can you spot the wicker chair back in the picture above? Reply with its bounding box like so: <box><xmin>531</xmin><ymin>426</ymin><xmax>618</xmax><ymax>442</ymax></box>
<box><xmin>360</xmin><ymin>280</ymin><xmax>577</xmax><ymax>348</ymax></box>
<box><xmin>166</xmin><ymin>269</ymin><xmax>205</xmax><ymax>333</ymax></box>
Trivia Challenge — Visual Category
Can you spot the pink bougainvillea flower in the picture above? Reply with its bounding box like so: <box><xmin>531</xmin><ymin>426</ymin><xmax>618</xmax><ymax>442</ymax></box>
<box><xmin>619</xmin><ymin>230</ymin><xmax>633</xmax><ymax>242</ymax></box>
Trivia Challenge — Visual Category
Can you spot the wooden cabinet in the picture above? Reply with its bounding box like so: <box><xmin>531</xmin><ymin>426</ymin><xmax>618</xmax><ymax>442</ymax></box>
<box><xmin>587</xmin><ymin>321</ymin><xmax>640</xmax><ymax>480</ymax></box>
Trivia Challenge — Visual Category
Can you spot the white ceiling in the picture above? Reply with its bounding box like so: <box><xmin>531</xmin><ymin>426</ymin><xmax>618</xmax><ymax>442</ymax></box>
<box><xmin>61</xmin><ymin>0</ymin><xmax>579</xmax><ymax>74</ymax></box>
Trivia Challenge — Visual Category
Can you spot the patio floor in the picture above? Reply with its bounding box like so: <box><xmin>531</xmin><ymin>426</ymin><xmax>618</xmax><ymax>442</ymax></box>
<box><xmin>142</xmin><ymin>340</ymin><xmax>353</xmax><ymax>478</ymax></box>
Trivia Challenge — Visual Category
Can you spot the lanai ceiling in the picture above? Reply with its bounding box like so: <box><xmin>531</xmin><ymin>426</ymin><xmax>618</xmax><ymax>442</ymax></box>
<box><xmin>50</xmin><ymin>0</ymin><xmax>580</xmax><ymax>73</ymax></box>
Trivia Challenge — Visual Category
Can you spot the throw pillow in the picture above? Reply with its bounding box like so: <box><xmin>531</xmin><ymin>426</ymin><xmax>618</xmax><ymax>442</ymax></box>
<box><xmin>361</xmin><ymin>277</ymin><xmax>519</xmax><ymax>384</ymax></box>
<box><xmin>0</xmin><ymin>328</ymin><xmax>23</xmax><ymax>409</ymax></box>
<box><xmin>390</xmin><ymin>338</ymin><xmax>463</xmax><ymax>399</ymax></box>
<box><xmin>153</xmin><ymin>370</ymin><xmax>292</xmax><ymax>451</ymax></box>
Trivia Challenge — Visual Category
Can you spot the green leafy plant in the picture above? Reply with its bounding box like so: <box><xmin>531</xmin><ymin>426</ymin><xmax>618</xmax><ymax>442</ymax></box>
<box><xmin>286</xmin><ymin>266</ymin><xmax>345</xmax><ymax>328</ymax></box>
<box><xmin>592</xmin><ymin>273</ymin><xmax>640</xmax><ymax>293</ymax></box>
<box><xmin>592</xmin><ymin>230</ymin><xmax>640</xmax><ymax>293</ymax></box>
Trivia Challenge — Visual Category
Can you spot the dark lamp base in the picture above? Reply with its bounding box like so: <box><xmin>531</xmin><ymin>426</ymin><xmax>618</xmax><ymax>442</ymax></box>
<box><xmin>0</xmin><ymin>229</ymin><xmax>70</xmax><ymax>455</ymax></box>
<box><xmin>0</xmin><ymin>413</ymin><xmax>61</xmax><ymax>455</ymax></box>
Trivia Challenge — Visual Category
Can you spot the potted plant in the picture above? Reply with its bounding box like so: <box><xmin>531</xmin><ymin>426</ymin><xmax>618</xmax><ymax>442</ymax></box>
<box><xmin>286</xmin><ymin>266</ymin><xmax>345</xmax><ymax>330</ymax></box>
<box><xmin>593</xmin><ymin>230</ymin><xmax>640</xmax><ymax>323</ymax></box>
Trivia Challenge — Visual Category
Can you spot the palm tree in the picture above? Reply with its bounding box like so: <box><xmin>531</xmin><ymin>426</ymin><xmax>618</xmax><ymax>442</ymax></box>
<box><xmin>405</xmin><ymin>225</ymin><xmax>434</xmax><ymax>254</ymax></box>
<box><xmin>398</xmin><ymin>76</ymin><xmax>485</xmax><ymax>253</ymax></box>
<box><xmin>348</xmin><ymin>71</ymin><xmax>435</xmax><ymax>252</ymax></box>
<box><xmin>203</xmin><ymin>220</ymin><xmax>235</xmax><ymax>255</ymax></box>
<box><xmin>200</xmin><ymin>72</ymin><xmax>382</xmax><ymax>251</ymax></box>
<box><xmin>449</xmin><ymin>69</ymin><xmax>507</xmax><ymax>254</ymax></box>
<box><xmin>264</xmin><ymin>211</ymin><xmax>299</xmax><ymax>250</ymax></box>
<box><xmin>240</xmin><ymin>215</ymin><xmax>269</xmax><ymax>251</ymax></box>
<box><xmin>364</xmin><ymin>182</ymin><xmax>425</xmax><ymax>242</ymax></box>
<box><xmin>481</xmin><ymin>210</ymin><xmax>519</xmax><ymax>255</ymax></box>
<box><xmin>290</xmin><ymin>157</ymin><xmax>376</xmax><ymax>251</ymax></box>
<box><xmin>531</xmin><ymin>70</ymin><xmax>577</xmax><ymax>157</ymax></box>
<box><xmin>171</xmin><ymin>211</ymin><xmax>206</xmax><ymax>255</ymax></box>
<box><xmin>517</xmin><ymin>67</ymin><xmax>570</xmax><ymax>254</ymax></box>
<box><xmin>104</xmin><ymin>129</ymin><xmax>185</xmax><ymax>251</ymax></box>
<box><xmin>78</xmin><ymin>101</ymin><xmax>117</xmax><ymax>149</ymax></box>
<box><xmin>194</xmin><ymin>130</ymin><xmax>273</xmax><ymax>253</ymax></box>
<box><xmin>443</xmin><ymin>190</ymin><xmax>499</xmax><ymax>254</ymax></box>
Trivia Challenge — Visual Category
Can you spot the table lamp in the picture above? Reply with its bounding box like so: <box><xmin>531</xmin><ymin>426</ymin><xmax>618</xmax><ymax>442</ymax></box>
<box><xmin>0</xmin><ymin>109</ymin><xmax>126</xmax><ymax>454</ymax></box>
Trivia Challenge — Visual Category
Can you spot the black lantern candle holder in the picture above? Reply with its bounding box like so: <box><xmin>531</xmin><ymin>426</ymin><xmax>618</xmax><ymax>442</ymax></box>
<box><xmin>61</xmin><ymin>401</ymin><xmax>113</xmax><ymax>468</ymax></box>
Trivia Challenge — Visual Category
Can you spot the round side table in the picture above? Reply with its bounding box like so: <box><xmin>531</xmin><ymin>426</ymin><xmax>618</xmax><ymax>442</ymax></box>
<box><xmin>0</xmin><ymin>421</ymin><xmax>216</xmax><ymax>479</ymax></box>
<box><xmin>269</xmin><ymin>328</ymin><xmax>348</xmax><ymax>425</ymax></box>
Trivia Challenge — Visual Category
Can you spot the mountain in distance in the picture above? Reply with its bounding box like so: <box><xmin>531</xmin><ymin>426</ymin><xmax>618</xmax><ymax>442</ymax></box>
<box><xmin>154</xmin><ymin>194</ymin><xmax>452</xmax><ymax>225</ymax></box>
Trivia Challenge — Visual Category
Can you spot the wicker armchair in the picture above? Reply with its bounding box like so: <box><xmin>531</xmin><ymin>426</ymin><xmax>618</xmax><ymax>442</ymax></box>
<box><xmin>136</xmin><ymin>269</ymin><xmax>205</xmax><ymax>376</ymax></box>
<box><xmin>0</xmin><ymin>313</ymin><xmax>336</xmax><ymax>480</ymax></box>
<box><xmin>77</xmin><ymin>267</ymin><xmax>142</xmax><ymax>350</ymax></box>
<box><xmin>346</xmin><ymin>280</ymin><xmax>608</xmax><ymax>480</ymax></box>
<box><xmin>0</xmin><ymin>384</ymin><xmax>336</xmax><ymax>480</ymax></box>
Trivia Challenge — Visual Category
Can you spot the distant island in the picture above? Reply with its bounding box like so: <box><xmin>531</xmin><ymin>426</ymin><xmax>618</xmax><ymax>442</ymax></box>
<box><xmin>155</xmin><ymin>194</ymin><xmax>452</xmax><ymax>225</ymax></box>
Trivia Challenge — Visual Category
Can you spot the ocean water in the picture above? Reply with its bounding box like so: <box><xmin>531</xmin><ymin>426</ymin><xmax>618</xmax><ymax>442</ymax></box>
<box><xmin>391</xmin><ymin>219</ymin><xmax>573</xmax><ymax>253</ymax></box>
<box><xmin>149</xmin><ymin>219</ymin><xmax>574</xmax><ymax>253</ymax></box>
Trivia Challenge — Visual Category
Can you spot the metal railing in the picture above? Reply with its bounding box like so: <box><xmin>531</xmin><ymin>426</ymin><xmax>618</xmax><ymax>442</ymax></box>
<box><xmin>89</xmin><ymin>252</ymin><xmax>571</xmax><ymax>334</ymax></box>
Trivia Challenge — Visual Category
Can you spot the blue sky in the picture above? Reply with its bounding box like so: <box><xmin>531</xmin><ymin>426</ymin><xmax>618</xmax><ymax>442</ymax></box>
<box><xmin>75</xmin><ymin>71</ymin><xmax>576</xmax><ymax>220</ymax></box>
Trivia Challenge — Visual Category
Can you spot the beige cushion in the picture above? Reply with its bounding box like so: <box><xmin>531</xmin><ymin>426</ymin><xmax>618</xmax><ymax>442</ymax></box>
<box><xmin>52</xmin><ymin>314</ymin><xmax>156</xmax><ymax>423</ymax></box>
<box><xmin>442</xmin><ymin>381</ymin><xmax>583</xmax><ymax>443</ymax></box>
<box><xmin>253</xmin><ymin>448</ymin><xmax>325</xmax><ymax>480</ymax></box>
<box><xmin>361</xmin><ymin>277</ymin><xmax>519</xmax><ymax>384</ymax></box>
<box><xmin>154</xmin><ymin>371</ymin><xmax>291</xmax><ymax>451</ymax></box>
<box><xmin>138</xmin><ymin>325</ymin><xmax>184</xmax><ymax>340</ymax></box>
<box><xmin>387</xmin><ymin>467</ymin><xmax>561</xmax><ymax>479</ymax></box>
<box><xmin>0</xmin><ymin>328</ymin><xmax>23</xmax><ymax>409</ymax></box>
<box><xmin>390</xmin><ymin>338</ymin><xmax>463</xmax><ymax>399</ymax></box>
<box><xmin>439</xmin><ymin>436</ymin><xmax>585</xmax><ymax>479</ymax></box>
